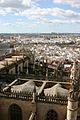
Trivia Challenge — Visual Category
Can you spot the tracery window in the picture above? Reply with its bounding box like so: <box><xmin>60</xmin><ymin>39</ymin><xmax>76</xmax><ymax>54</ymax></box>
<box><xmin>77</xmin><ymin>116</ymin><xmax>80</xmax><ymax>120</ymax></box>
<box><xmin>9</xmin><ymin>104</ymin><xmax>22</xmax><ymax>120</ymax></box>
<box><xmin>46</xmin><ymin>109</ymin><xmax>58</xmax><ymax>120</ymax></box>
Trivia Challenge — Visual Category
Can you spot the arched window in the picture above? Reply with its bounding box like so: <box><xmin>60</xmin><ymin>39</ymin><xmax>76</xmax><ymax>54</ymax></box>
<box><xmin>77</xmin><ymin>116</ymin><xmax>80</xmax><ymax>120</ymax></box>
<box><xmin>46</xmin><ymin>109</ymin><xmax>58</xmax><ymax>120</ymax></box>
<box><xmin>9</xmin><ymin>104</ymin><xmax>22</xmax><ymax>120</ymax></box>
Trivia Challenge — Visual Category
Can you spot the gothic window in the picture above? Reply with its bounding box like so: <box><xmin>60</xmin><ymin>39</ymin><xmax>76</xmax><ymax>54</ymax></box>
<box><xmin>9</xmin><ymin>104</ymin><xmax>22</xmax><ymax>120</ymax></box>
<box><xmin>77</xmin><ymin>116</ymin><xmax>80</xmax><ymax>120</ymax></box>
<box><xmin>46</xmin><ymin>109</ymin><xmax>58</xmax><ymax>120</ymax></box>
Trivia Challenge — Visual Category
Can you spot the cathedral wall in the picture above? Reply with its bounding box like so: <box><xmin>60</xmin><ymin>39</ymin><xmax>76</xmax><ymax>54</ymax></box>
<box><xmin>36</xmin><ymin>102</ymin><xmax>67</xmax><ymax>120</ymax></box>
<box><xmin>0</xmin><ymin>97</ymin><xmax>80</xmax><ymax>120</ymax></box>
<box><xmin>0</xmin><ymin>98</ymin><xmax>33</xmax><ymax>120</ymax></box>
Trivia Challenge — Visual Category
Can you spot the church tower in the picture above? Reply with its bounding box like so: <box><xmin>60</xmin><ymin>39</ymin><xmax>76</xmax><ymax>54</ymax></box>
<box><xmin>66</xmin><ymin>61</ymin><xmax>79</xmax><ymax>120</ymax></box>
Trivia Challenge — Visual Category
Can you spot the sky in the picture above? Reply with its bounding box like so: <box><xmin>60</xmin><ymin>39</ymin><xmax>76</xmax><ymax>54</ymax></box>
<box><xmin>0</xmin><ymin>0</ymin><xmax>80</xmax><ymax>33</ymax></box>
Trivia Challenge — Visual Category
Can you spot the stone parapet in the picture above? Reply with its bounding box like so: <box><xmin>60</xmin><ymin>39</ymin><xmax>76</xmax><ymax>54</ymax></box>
<box><xmin>0</xmin><ymin>91</ymin><xmax>68</xmax><ymax>104</ymax></box>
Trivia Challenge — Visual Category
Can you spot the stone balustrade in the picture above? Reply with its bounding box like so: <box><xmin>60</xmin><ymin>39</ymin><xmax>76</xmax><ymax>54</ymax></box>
<box><xmin>0</xmin><ymin>90</ymin><xmax>69</xmax><ymax>104</ymax></box>
<box><xmin>36</xmin><ymin>94</ymin><xmax>68</xmax><ymax>104</ymax></box>
<box><xmin>0</xmin><ymin>90</ymin><xmax>33</xmax><ymax>101</ymax></box>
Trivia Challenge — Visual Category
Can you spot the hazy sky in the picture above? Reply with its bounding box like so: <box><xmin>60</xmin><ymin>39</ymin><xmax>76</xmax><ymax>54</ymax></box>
<box><xmin>0</xmin><ymin>0</ymin><xmax>80</xmax><ymax>33</ymax></box>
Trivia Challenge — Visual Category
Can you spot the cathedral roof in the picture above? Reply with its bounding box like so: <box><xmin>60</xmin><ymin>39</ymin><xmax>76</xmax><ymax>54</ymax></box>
<box><xmin>11</xmin><ymin>80</ymin><xmax>39</xmax><ymax>93</ymax></box>
<box><xmin>44</xmin><ymin>83</ymin><xmax>68</xmax><ymax>97</ymax></box>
